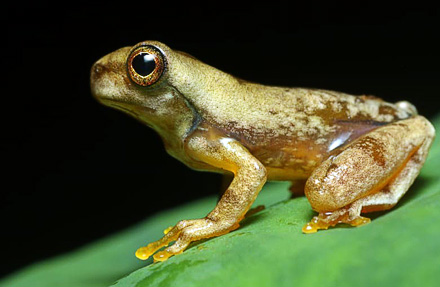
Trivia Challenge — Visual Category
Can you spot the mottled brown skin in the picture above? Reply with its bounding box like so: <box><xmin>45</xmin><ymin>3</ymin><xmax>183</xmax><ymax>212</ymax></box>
<box><xmin>90</xmin><ymin>41</ymin><xmax>435</xmax><ymax>262</ymax></box>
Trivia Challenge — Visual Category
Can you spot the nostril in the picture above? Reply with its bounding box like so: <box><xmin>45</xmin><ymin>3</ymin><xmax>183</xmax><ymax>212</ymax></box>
<box><xmin>91</xmin><ymin>63</ymin><xmax>108</xmax><ymax>82</ymax></box>
<box><xmin>93</xmin><ymin>63</ymin><xmax>104</xmax><ymax>75</ymax></box>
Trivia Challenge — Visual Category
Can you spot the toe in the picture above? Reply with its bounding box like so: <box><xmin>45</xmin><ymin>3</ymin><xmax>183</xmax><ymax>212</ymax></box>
<box><xmin>136</xmin><ymin>246</ymin><xmax>154</xmax><ymax>260</ymax></box>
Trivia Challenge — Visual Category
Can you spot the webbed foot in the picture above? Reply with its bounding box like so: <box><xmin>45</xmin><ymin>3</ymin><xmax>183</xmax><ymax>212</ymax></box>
<box><xmin>136</xmin><ymin>218</ymin><xmax>238</xmax><ymax>262</ymax></box>
<box><xmin>302</xmin><ymin>208</ymin><xmax>370</xmax><ymax>233</ymax></box>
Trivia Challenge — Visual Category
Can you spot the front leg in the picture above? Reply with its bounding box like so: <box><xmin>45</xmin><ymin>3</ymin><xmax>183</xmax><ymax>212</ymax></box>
<box><xmin>136</xmin><ymin>136</ymin><xmax>267</xmax><ymax>262</ymax></box>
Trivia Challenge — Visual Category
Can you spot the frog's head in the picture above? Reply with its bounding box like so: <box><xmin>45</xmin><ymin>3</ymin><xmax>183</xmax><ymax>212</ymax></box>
<box><xmin>90</xmin><ymin>41</ymin><xmax>200</xmax><ymax>136</ymax></box>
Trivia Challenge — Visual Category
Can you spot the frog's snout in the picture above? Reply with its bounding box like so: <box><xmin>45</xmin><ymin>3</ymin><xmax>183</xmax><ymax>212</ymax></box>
<box><xmin>90</xmin><ymin>61</ymin><xmax>107</xmax><ymax>100</ymax></box>
<box><xmin>90</xmin><ymin>54</ymin><xmax>121</xmax><ymax>101</ymax></box>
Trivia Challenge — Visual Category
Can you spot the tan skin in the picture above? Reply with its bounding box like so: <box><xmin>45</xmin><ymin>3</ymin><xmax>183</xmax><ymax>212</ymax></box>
<box><xmin>91</xmin><ymin>41</ymin><xmax>435</xmax><ymax>262</ymax></box>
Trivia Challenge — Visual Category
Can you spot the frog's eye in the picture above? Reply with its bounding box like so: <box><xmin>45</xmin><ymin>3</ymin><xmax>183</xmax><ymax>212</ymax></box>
<box><xmin>127</xmin><ymin>45</ymin><xmax>165</xmax><ymax>87</ymax></box>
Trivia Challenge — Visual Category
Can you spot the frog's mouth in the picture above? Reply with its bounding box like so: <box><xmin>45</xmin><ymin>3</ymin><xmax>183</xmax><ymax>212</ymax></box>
<box><xmin>99</xmin><ymin>98</ymin><xmax>155</xmax><ymax>118</ymax></box>
<box><xmin>97</xmin><ymin>97</ymin><xmax>157</xmax><ymax>130</ymax></box>
<box><xmin>103</xmin><ymin>99</ymin><xmax>140</xmax><ymax>117</ymax></box>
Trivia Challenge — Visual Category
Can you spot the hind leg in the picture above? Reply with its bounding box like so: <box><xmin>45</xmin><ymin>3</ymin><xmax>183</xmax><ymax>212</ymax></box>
<box><xmin>349</xmin><ymin>130</ymin><xmax>433</xmax><ymax>215</ymax></box>
<box><xmin>302</xmin><ymin>116</ymin><xmax>435</xmax><ymax>233</ymax></box>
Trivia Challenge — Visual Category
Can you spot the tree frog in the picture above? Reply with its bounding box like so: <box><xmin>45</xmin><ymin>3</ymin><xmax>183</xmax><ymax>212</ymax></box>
<box><xmin>90</xmin><ymin>41</ymin><xmax>435</xmax><ymax>262</ymax></box>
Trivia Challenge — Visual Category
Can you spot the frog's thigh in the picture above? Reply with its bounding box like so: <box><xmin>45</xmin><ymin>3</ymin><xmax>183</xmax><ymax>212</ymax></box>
<box><xmin>351</xmin><ymin>124</ymin><xmax>433</xmax><ymax>214</ymax></box>
<box><xmin>303</xmin><ymin>116</ymin><xmax>434</xmax><ymax>233</ymax></box>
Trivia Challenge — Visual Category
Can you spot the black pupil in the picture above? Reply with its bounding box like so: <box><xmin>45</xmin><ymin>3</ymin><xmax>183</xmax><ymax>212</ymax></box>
<box><xmin>132</xmin><ymin>52</ymin><xmax>156</xmax><ymax>76</ymax></box>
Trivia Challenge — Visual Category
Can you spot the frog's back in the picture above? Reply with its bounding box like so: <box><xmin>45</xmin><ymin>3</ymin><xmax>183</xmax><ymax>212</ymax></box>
<box><xmin>208</xmin><ymin>83</ymin><xmax>412</xmax><ymax>142</ymax></box>
<box><xmin>203</xmin><ymin>83</ymin><xmax>414</xmax><ymax>178</ymax></box>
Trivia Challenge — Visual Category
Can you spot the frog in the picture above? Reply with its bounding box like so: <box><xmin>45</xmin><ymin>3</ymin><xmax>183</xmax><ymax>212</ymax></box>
<box><xmin>90</xmin><ymin>40</ymin><xmax>435</xmax><ymax>262</ymax></box>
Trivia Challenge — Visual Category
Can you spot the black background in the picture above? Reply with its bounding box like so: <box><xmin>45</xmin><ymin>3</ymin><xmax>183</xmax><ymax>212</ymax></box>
<box><xmin>4</xmin><ymin>1</ymin><xmax>439</xmax><ymax>278</ymax></box>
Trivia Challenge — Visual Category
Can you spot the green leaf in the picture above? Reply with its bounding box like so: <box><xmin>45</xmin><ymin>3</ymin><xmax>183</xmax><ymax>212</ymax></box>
<box><xmin>2</xmin><ymin>115</ymin><xmax>440</xmax><ymax>287</ymax></box>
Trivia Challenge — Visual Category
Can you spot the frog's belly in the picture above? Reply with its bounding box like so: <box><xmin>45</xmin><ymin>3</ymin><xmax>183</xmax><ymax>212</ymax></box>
<box><xmin>252</xmin><ymin>142</ymin><xmax>325</xmax><ymax>181</ymax></box>
<box><xmin>266</xmin><ymin>166</ymin><xmax>314</xmax><ymax>181</ymax></box>
<box><xmin>248</xmin><ymin>120</ymin><xmax>389</xmax><ymax>181</ymax></box>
